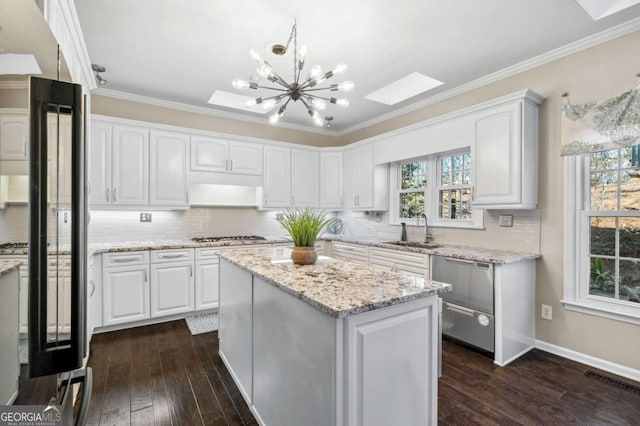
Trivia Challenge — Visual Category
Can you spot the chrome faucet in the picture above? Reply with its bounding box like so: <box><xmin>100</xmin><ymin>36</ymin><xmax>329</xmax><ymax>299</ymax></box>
<box><xmin>418</xmin><ymin>212</ymin><xmax>433</xmax><ymax>242</ymax></box>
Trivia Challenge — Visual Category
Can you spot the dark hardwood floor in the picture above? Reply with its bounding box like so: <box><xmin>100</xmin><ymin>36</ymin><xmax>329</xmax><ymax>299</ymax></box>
<box><xmin>16</xmin><ymin>320</ymin><xmax>640</xmax><ymax>425</ymax></box>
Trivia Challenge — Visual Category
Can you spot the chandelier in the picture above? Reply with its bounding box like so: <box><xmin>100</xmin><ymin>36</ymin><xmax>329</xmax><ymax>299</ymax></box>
<box><xmin>231</xmin><ymin>21</ymin><xmax>354</xmax><ymax>127</ymax></box>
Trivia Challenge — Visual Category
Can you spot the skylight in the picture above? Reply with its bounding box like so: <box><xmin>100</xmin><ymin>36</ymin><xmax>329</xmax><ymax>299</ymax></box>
<box><xmin>365</xmin><ymin>72</ymin><xmax>444</xmax><ymax>106</ymax></box>
<box><xmin>0</xmin><ymin>54</ymin><xmax>42</xmax><ymax>75</ymax></box>
<box><xmin>207</xmin><ymin>90</ymin><xmax>270</xmax><ymax>114</ymax></box>
<box><xmin>574</xmin><ymin>0</ymin><xmax>640</xmax><ymax>20</ymax></box>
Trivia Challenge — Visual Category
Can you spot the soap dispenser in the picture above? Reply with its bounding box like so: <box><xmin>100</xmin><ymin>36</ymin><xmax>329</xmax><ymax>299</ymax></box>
<box><xmin>400</xmin><ymin>222</ymin><xmax>407</xmax><ymax>241</ymax></box>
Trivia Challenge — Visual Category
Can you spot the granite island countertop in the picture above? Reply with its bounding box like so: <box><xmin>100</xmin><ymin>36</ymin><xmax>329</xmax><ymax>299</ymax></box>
<box><xmin>217</xmin><ymin>246</ymin><xmax>451</xmax><ymax>318</ymax></box>
<box><xmin>0</xmin><ymin>260</ymin><xmax>22</xmax><ymax>277</ymax></box>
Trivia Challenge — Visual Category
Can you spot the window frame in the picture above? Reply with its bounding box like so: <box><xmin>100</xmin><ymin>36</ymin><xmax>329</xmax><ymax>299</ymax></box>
<box><xmin>564</xmin><ymin>153</ymin><xmax>640</xmax><ymax>325</ymax></box>
<box><xmin>389</xmin><ymin>149</ymin><xmax>483</xmax><ymax>229</ymax></box>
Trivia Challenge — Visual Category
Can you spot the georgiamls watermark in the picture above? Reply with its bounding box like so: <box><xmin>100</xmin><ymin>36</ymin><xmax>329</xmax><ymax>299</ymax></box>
<box><xmin>0</xmin><ymin>405</ymin><xmax>71</xmax><ymax>425</ymax></box>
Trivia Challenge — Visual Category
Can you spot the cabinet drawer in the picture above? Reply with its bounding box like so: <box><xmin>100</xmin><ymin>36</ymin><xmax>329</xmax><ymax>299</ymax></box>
<box><xmin>332</xmin><ymin>242</ymin><xmax>368</xmax><ymax>256</ymax></box>
<box><xmin>151</xmin><ymin>248</ymin><xmax>194</xmax><ymax>264</ymax></box>
<box><xmin>370</xmin><ymin>247</ymin><xmax>428</xmax><ymax>266</ymax></box>
<box><xmin>103</xmin><ymin>251</ymin><xmax>149</xmax><ymax>268</ymax></box>
<box><xmin>195</xmin><ymin>248</ymin><xmax>220</xmax><ymax>261</ymax></box>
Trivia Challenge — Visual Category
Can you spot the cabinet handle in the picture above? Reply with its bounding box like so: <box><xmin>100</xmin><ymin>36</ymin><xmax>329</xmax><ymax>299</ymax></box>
<box><xmin>105</xmin><ymin>188</ymin><xmax>110</xmax><ymax>202</ymax></box>
<box><xmin>113</xmin><ymin>188</ymin><xmax>117</xmax><ymax>203</ymax></box>
<box><xmin>160</xmin><ymin>254</ymin><xmax>185</xmax><ymax>259</ymax></box>
<box><xmin>112</xmin><ymin>257</ymin><xmax>138</xmax><ymax>263</ymax></box>
<box><xmin>189</xmin><ymin>265</ymin><xmax>193</xmax><ymax>277</ymax></box>
<box><xmin>230</xmin><ymin>159</ymin><xmax>233</xmax><ymax>171</ymax></box>
<box><xmin>144</xmin><ymin>269</ymin><xmax>148</xmax><ymax>282</ymax></box>
<box><xmin>356</xmin><ymin>195</ymin><xmax>360</xmax><ymax>206</ymax></box>
<box><xmin>354</xmin><ymin>195</ymin><xmax>357</xmax><ymax>206</ymax></box>
<box><xmin>186</xmin><ymin>191</ymin><xmax>189</xmax><ymax>204</ymax></box>
<box><xmin>445</xmin><ymin>303</ymin><xmax>475</xmax><ymax>317</ymax></box>
<box><xmin>472</xmin><ymin>186</ymin><xmax>475</xmax><ymax>202</ymax></box>
<box><xmin>89</xmin><ymin>280</ymin><xmax>95</xmax><ymax>297</ymax></box>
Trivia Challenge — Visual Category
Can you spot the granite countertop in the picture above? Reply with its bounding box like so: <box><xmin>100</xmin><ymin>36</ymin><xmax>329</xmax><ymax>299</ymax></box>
<box><xmin>89</xmin><ymin>237</ymin><xmax>292</xmax><ymax>255</ymax></box>
<box><xmin>0</xmin><ymin>260</ymin><xmax>22</xmax><ymax>277</ymax></box>
<box><xmin>0</xmin><ymin>236</ymin><xmax>540</xmax><ymax>264</ymax></box>
<box><xmin>325</xmin><ymin>237</ymin><xmax>541</xmax><ymax>264</ymax></box>
<box><xmin>217</xmin><ymin>246</ymin><xmax>451</xmax><ymax>318</ymax></box>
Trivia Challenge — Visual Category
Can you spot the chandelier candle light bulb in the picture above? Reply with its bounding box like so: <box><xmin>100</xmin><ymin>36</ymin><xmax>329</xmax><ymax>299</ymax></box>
<box><xmin>232</xmin><ymin>20</ymin><xmax>354</xmax><ymax>126</ymax></box>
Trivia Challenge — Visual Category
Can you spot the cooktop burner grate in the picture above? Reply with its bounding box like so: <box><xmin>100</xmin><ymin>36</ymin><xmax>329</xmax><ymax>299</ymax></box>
<box><xmin>191</xmin><ymin>236</ymin><xmax>267</xmax><ymax>243</ymax></box>
<box><xmin>0</xmin><ymin>242</ymin><xmax>29</xmax><ymax>249</ymax></box>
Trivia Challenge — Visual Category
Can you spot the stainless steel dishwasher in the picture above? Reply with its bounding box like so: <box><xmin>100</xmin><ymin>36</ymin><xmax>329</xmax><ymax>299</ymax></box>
<box><xmin>432</xmin><ymin>256</ymin><xmax>495</xmax><ymax>353</ymax></box>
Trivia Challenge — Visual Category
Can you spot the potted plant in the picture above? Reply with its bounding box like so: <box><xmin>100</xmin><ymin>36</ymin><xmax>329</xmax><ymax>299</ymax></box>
<box><xmin>277</xmin><ymin>208</ymin><xmax>332</xmax><ymax>265</ymax></box>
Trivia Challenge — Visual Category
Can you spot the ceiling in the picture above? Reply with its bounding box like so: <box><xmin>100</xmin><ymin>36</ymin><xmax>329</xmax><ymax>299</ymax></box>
<box><xmin>74</xmin><ymin>0</ymin><xmax>640</xmax><ymax>133</ymax></box>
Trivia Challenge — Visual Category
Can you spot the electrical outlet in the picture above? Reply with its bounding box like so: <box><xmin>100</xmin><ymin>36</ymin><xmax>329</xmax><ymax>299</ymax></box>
<box><xmin>498</xmin><ymin>214</ymin><xmax>513</xmax><ymax>227</ymax></box>
<box><xmin>275</xmin><ymin>212</ymin><xmax>284</xmax><ymax>221</ymax></box>
<box><xmin>541</xmin><ymin>304</ymin><xmax>552</xmax><ymax>320</ymax></box>
<box><xmin>140</xmin><ymin>213</ymin><xmax>152</xmax><ymax>222</ymax></box>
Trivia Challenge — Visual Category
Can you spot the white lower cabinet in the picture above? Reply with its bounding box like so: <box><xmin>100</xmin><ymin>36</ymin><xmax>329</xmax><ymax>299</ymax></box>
<box><xmin>195</xmin><ymin>249</ymin><xmax>219</xmax><ymax>310</ymax></box>
<box><xmin>102</xmin><ymin>251</ymin><xmax>150</xmax><ymax>326</ymax></box>
<box><xmin>150</xmin><ymin>261</ymin><xmax>195</xmax><ymax>317</ymax></box>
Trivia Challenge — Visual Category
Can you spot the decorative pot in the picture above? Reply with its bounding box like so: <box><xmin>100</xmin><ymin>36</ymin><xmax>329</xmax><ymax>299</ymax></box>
<box><xmin>291</xmin><ymin>246</ymin><xmax>318</xmax><ymax>265</ymax></box>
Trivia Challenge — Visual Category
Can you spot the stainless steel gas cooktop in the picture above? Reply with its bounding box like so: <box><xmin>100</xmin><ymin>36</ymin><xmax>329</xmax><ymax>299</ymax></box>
<box><xmin>191</xmin><ymin>236</ymin><xmax>266</xmax><ymax>244</ymax></box>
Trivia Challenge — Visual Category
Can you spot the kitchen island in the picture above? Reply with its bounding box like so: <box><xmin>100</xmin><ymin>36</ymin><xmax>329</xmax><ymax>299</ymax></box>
<box><xmin>217</xmin><ymin>247</ymin><xmax>451</xmax><ymax>426</ymax></box>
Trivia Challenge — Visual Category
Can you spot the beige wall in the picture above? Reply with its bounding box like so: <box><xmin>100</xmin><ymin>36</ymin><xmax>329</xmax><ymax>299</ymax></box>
<box><xmin>340</xmin><ymin>30</ymin><xmax>640</xmax><ymax>370</ymax></box>
<box><xmin>0</xmin><ymin>88</ymin><xmax>28</xmax><ymax>108</ymax></box>
<box><xmin>91</xmin><ymin>95</ymin><xmax>338</xmax><ymax>147</ymax></box>
<box><xmin>88</xmin><ymin>30</ymin><xmax>640</xmax><ymax>370</ymax></box>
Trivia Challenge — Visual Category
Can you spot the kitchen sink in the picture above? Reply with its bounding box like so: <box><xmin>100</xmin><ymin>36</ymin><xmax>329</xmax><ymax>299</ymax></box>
<box><xmin>383</xmin><ymin>241</ymin><xmax>441</xmax><ymax>249</ymax></box>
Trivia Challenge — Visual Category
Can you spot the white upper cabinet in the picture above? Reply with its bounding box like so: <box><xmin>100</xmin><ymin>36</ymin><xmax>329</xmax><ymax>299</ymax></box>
<box><xmin>0</xmin><ymin>113</ymin><xmax>29</xmax><ymax>161</ymax></box>
<box><xmin>150</xmin><ymin>130</ymin><xmax>189</xmax><ymax>207</ymax></box>
<box><xmin>343</xmin><ymin>144</ymin><xmax>389</xmax><ymax>211</ymax></box>
<box><xmin>471</xmin><ymin>93</ymin><xmax>541</xmax><ymax>209</ymax></box>
<box><xmin>191</xmin><ymin>136</ymin><xmax>262</xmax><ymax>175</ymax></box>
<box><xmin>320</xmin><ymin>151</ymin><xmax>343</xmax><ymax>209</ymax></box>
<box><xmin>191</xmin><ymin>136</ymin><xmax>228</xmax><ymax>173</ymax></box>
<box><xmin>228</xmin><ymin>142</ymin><xmax>263</xmax><ymax>175</ymax></box>
<box><xmin>291</xmin><ymin>149</ymin><xmax>319</xmax><ymax>207</ymax></box>
<box><xmin>88</xmin><ymin>122</ymin><xmax>112</xmax><ymax>206</ymax></box>
<box><xmin>262</xmin><ymin>146</ymin><xmax>291</xmax><ymax>208</ymax></box>
<box><xmin>112</xmin><ymin>125</ymin><xmax>149</xmax><ymax>206</ymax></box>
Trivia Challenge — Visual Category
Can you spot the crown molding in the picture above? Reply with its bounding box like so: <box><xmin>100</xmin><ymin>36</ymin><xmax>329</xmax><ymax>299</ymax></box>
<box><xmin>0</xmin><ymin>81</ymin><xmax>28</xmax><ymax>90</ymax></box>
<box><xmin>91</xmin><ymin>87</ymin><xmax>336</xmax><ymax>137</ymax></box>
<box><xmin>43</xmin><ymin>0</ymin><xmax>96</xmax><ymax>89</ymax></box>
<box><xmin>335</xmin><ymin>15</ymin><xmax>640</xmax><ymax>137</ymax></box>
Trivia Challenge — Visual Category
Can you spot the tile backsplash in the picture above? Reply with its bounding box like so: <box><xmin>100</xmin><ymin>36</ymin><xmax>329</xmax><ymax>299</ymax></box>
<box><xmin>0</xmin><ymin>205</ymin><xmax>540</xmax><ymax>253</ymax></box>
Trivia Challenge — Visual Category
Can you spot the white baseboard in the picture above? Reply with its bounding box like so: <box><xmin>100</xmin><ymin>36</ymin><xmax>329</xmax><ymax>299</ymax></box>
<box><xmin>6</xmin><ymin>387</ymin><xmax>18</xmax><ymax>405</ymax></box>
<box><xmin>535</xmin><ymin>339</ymin><xmax>640</xmax><ymax>383</ymax></box>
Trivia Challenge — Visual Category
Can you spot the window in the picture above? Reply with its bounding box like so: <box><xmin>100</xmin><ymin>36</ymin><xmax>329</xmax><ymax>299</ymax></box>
<box><xmin>564</xmin><ymin>145</ymin><xmax>640</xmax><ymax>324</ymax></box>
<box><xmin>390</xmin><ymin>150</ymin><xmax>482</xmax><ymax>228</ymax></box>
<box><xmin>438</xmin><ymin>152</ymin><xmax>472</xmax><ymax>220</ymax></box>
<box><xmin>398</xmin><ymin>159</ymin><xmax>428</xmax><ymax>219</ymax></box>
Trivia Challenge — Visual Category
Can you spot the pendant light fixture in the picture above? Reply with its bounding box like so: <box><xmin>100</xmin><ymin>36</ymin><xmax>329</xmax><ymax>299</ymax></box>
<box><xmin>231</xmin><ymin>20</ymin><xmax>354</xmax><ymax>127</ymax></box>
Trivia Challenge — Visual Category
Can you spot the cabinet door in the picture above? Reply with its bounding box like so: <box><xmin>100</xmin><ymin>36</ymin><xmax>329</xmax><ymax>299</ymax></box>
<box><xmin>472</xmin><ymin>103</ymin><xmax>522</xmax><ymax>206</ymax></box>
<box><xmin>195</xmin><ymin>261</ymin><xmax>219</xmax><ymax>310</ymax></box>
<box><xmin>229</xmin><ymin>141</ymin><xmax>263</xmax><ymax>175</ymax></box>
<box><xmin>291</xmin><ymin>149</ymin><xmax>319</xmax><ymax>207</ymax></box>
<box><xmin>356</xmin><ymin>144</ymin><xmax>374</xmax><ymax>208</ymax></box>
<box><xmin>112</xmin><ymin>125</ymin><xmax>149</xmax><ymax>206</ymax></box>
<box><xmin>19</xmin><ymin>267</ymin><xmax>28</xmax><ymax>334</ymax></box>
<box><xmin>343</xmin><ymin>148</ymin><xmax>360</xmax><ymax>208</ymax></box>
<box><xmin>150</xmin><ymin>262</ymin><xmax>194</xmax><ymax>318</ymax></box>
<box><xmin>190</xmin><ymin>136</ymin><xmax>228</xmax><ymax>172</ymax></box>
<box><xmin>320</xmin><ymin>152</ymin><xmax>343</xmax><ymax>209</ymax></box>
<box><xmin>263</xmin><ymin>146</ymin><xmax>291</xmax><ymax>208</ymax></box>
<box><xmin>103</xmin><ymin>266</ymin><xmax>150</xmax><ymax>326</ymax></box>
<box><xmin>150</xmin><ymin>130</ymin><xmax>189</xmax><ymax>206</ymax></box>
<box><xmin>61</xmin><ymin>271</ymin><xmax>72</xmax><ymax>333</ymax></box>
<box><xmin>0</xmin><ymin>114</ymin><xmax>29</xmax><ymax>161</ymax></box>
<box><xmin>88</xmin><ymin>122</ymin><xmax>112</xmax><ymax>206</ymax></box>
